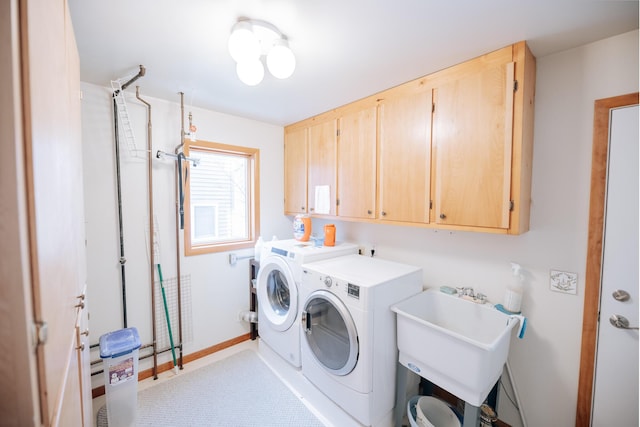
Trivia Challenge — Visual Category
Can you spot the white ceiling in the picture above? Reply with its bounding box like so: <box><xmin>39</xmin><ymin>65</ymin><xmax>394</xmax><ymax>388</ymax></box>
<box><xmin>68</xmin><ymin>0</ymin><xmax>638</xmax><ymax>126</ymax></box>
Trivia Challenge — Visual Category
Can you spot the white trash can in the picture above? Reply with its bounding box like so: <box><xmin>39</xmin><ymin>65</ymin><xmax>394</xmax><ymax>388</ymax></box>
<box><xmin>100</xmin><ymin>327</ymin><xmax>141</xmax><ymax>427</ymax></box>
<box><xmin>408</xmin><ymin>395</ymin><xmax>462</xmax><ymax>427</ymax></box>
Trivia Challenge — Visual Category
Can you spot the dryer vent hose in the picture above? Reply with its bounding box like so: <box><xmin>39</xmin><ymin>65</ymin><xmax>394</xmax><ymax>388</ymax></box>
<box><xmin>239</xmin><ymin>310</ymin><xmax>258</xmax><ymax>323</ymax></box>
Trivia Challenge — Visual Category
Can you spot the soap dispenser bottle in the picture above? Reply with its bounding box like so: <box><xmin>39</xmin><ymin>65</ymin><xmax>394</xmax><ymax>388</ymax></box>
<box><xmin>503</xmin><ymin>262</ymin><xmax>524</xmax><ymax>313</ymax></box>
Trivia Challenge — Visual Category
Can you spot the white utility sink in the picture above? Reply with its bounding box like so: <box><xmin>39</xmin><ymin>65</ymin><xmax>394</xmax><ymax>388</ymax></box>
<box><xmin>391</xmin><ymin>288</ymin><xmax>520</xmax><ymax>406</ymax></box>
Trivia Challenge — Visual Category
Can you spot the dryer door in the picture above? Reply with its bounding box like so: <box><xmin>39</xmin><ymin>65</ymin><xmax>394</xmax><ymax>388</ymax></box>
<box><xmin>302</xmin><ymin>290</ymin><xmax>359</xmax><ymax>376</ymax></box>
<box><xmin>256</xmin><ymin>256</ymin><xmax>298</xmax><ymax>331</ymax></box>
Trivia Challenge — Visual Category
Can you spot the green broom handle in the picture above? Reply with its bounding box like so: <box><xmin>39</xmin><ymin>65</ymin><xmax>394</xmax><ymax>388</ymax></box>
<box><xmin>157</xmin><ymin>264</ymin><xmax>178</xmax><ymax>367</ymax></box>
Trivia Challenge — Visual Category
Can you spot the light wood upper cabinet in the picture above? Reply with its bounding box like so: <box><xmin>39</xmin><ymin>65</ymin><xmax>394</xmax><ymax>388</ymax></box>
<box><xmin>337</xmin><ymin>106</ymin><xmax>377</xmax><ymax>219</ymax></box>
<box><xmin>432</xmin><ymin>46</ymin><xmax>514</xmax><ymax>229</ymax></box>
<box><xmin>378</xmin><ymin>90</ymin><xmax>433</xmax><ymax>223</ymax></box>
<box><xmin>284</xmin><ymin>127</ymin><xmax>308</xmax><ymax>214</ymax></box>
<box><xmin>283</xmin><ymin>41</ymin><xmax>535</xmax><ymax>235</ymax></box>
<box><xmin>307</xmin><ymin>119</ymin><xmax>338</xmax><ymax>216</ymax></box>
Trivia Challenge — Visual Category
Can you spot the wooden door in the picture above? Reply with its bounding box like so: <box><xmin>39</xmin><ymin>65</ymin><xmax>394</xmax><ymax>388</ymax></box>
<box><xmin>577</xmin><ymin>92</ymin><xmax>639</xmax><ymax>426</ymax></box>
<box><xmin>0</xmin><ymin>0</ymin><xmax>41</xmax><ymax>423</ymax></box>
<box><xmin>591</xmin><ymin>104</ymin><xmax>638</xmax><ymax>426</ymax></box>
<box><xmin>378</xmin><ymin>91</ymin><xmax>432</xmax><ymax>223</ymax></box>
<box><xmin>3</xmin><ymin>0</ymin><xmax>90</xmax><ymax>425</ymax></box>
<box><xmin>337</xmin><ymin>106</ymin><xmax>377</xmax><ymax>219</ymax></box>
<box><xmin>284</xmin><ymin>127</ymin><xmax>308</xmax><ymax>214</ymax></box>
<box><xmin>432</xmin><ymin>48</ymin><xmax>514</xmax><ymax>229</ymax></box>
<box><xmin>307</xmin><ymin>119</ymin><xmax>337</xmax><ymax>216</ymax></box>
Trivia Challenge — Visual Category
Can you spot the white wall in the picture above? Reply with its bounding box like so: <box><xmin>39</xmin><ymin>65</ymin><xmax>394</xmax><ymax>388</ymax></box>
<box><xmin>81</xmin><ymin>29</ymin><xmax>638</xmax><ymax>425</ymax></box>
<box><xmin>315</xmin><ymin>30</ymin><xmax>639</xmax><ymax>427</ymax></box>
<box><xmin>80</xmin><ymin>84</ymin><xmax>292</xmax><ymax>388</ymax></box>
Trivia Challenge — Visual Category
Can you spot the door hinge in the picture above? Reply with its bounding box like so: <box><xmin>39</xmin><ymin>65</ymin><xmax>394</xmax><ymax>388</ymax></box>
<box><xmin>513</xmin><ymin>80</ymin><xmax>519</xmax><ymax>92</ymax></box>
<box><xmin>429</xmin><ymin>200</ymin><xmax>433</xmax><ymax>209</ymax></box>
<box><xmin>336</xmin><ymin>129</ymin><xmax>340</xmax><ymax>137</ymax></box>
<box><xmin>432</xmin><ymin>103</ymin><xmax>435</xmax><ymax>113</ymax></box>
<box><xmin>34</xmin><ymin>321</ymin><xmax>48</xmax><ymax>346</ymax></box>
<box><xmin>509</xmin><ymin>200</ymin><xmax>515</xmax><ymax>211</ymax></box>
<box><xmin>336</xmin><ymin>198</ymin><xmax>340</xmax><ymax>206</ymax></box>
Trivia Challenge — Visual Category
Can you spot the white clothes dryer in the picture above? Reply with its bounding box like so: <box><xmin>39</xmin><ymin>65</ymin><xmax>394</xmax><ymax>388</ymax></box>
<box><xmin>256</xmin><ymin>239</ymin><xmax>358</xmax><ymax>368</ymax></box>
<box><xmin>300</xmin><ymin>254</ymin><xmax>423</xmax><ymax>426</ymax></box>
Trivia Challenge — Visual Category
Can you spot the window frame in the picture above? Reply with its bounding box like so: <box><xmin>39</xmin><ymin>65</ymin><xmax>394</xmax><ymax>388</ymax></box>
<box><xmin>184</xmin><ymin>139</ymin><xmax>260</xmax><ymax>256</ymax></box>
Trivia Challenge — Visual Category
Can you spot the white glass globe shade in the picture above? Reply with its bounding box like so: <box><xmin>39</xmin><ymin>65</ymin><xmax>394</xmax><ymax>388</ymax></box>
<box><xmin>266</xmin><ymin>40</ymin><xmax>296</xmax><ymax>79</ymax></box>
<box><xmin>236</xmin><ymin>59</ymin><xmax>264</xmax><ymax>86</ymax></box>
<box><xmin>228</xmin><ymin>21</ymin><xmax>260</xmax><ymax>63</ymax></box>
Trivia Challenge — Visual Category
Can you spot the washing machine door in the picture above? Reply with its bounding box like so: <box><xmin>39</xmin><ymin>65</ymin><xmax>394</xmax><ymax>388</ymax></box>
<box><xmin>302</xmin><ymin>290</ymin><xmax>358</xmax><ymax>376</ymax></box>
<box><xmin>256</xmin><ymin>255</ymin><xmax>298</xmax><ymax>331</ymax></box>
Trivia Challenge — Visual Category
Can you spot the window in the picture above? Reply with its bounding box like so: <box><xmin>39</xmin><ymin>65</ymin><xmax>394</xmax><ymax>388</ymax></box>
<box><xmin>184</xmin><ymin>140</ymin><xmax>259</xmax><ymax>255</ymax></box>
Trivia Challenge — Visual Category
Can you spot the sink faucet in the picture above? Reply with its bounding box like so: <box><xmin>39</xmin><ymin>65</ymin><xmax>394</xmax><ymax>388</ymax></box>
<box><xmin>458</xmin><ymin>287</ymin><xmax>475</xmax><ymax>298</ymax></box>
<box><xmin>456</xmin><ymin>287</ymin><xmax>487</xmax><ymax>304</ymax></box>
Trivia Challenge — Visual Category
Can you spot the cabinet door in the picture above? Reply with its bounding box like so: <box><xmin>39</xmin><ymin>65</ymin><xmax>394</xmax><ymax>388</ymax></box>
<box><xmin>284</xmin><ymin>127</ymin><xmax>308</xmax><ymax>214</ymax></box>
<box><xmin>23</xmin><ymin>0</ymin><xmax>89</xmax><ymax>424</ymax></box>
<box><xmin>308</xmin><ymin>119</ymin><xmax>337</xmax><ymax>216</ymax></box>
<box><xmin>378</xmin><ymin>91</ymin><xmax>432</xmax><ymax>223</ymax></box>
<box><xmin>337</xmin><ymin>107</ymin><xmax>377</xmax><ymax>219</ymax></box>
<box><xmin>433</xmin><ymin>51</ymin><xmax>514</xmax><ymax>229</ymax></box>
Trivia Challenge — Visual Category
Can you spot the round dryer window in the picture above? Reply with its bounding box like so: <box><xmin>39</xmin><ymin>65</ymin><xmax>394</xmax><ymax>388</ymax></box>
<box><xmin>256</xmin><ymin>255</ymin><xmax>298</xmax><ymax>331</ymax></box>
<box><xmin>302</xmin><ymin>290</ymin><xmax>358</xmax><ymax>376</ymax></box>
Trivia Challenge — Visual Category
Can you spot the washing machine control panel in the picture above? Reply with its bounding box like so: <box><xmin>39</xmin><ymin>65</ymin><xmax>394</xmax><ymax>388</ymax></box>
<box><xmin>318</xmin><ymin>275</ymin><xmax>361</xmax><ymax>299</ymax></box>
<box><xmin>347</xmin><ymin>283</ymin><xmax>360</xmax><ymax>299</ymax></box>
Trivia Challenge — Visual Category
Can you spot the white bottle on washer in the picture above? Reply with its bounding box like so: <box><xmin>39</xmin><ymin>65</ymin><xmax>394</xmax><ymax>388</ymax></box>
<box><xmin>254</xmin><ymin>236</ymin><xmax>264</xmax><ymax>262</ymax></box>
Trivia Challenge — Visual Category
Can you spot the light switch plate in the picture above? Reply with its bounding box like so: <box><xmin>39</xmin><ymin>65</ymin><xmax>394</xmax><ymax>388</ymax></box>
<box><xmin>550</xmin><ymin>270</ymin><xmax>578</xmax><ymax>295</ymax></box>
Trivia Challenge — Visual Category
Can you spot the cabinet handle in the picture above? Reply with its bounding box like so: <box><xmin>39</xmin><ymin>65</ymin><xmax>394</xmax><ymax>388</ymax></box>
<box><xmin>301</xmin><ymin>206</ymin><xmax>305</xmax><ymax>211</ymax></box>
<box><xmin>76</xmin><ymin>343</ymin><xmax>85</xmax><ymax>351</ymax></box>
<box><xmin>440</xmin><ymin>213</ymin><xmax>447</xmax><ymax>220</ymax></box>
<box><xmin>309</xmin><ymin>207</ymin><xmax>315</xmax><ymax>212</ymax></box>
<box><xmin>367</xmin><ymin>210</ymin><xmax>372</xmax><ymax>215</ymax></box>
<box><xmin>81</xmin><ymin>329</ymin><xmax>89</xmax><ymax>336</ymax></box>
<box><xmin>381</xmin><ymin>211</ymin><xmax>387</xmax><ymax>216</ymax></box>
<box><xmin>75</xmin><ymin>301</ymin><xmax>85</xmax><ymax>309</ymax></box>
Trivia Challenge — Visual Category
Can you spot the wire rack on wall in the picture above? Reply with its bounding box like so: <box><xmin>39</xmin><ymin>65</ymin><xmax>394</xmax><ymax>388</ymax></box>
<box><xmin>154</xmin><ymin>274</ymin><xmax>193</xmax><ymax>351</ymax></box>
<box><xmin>111</xmin><ymin>75</ymin><xmax>146</xmax><ymax>159</ymax></box>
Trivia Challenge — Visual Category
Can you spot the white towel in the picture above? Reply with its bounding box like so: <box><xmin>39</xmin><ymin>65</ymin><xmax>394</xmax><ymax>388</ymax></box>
<box><xmin>314</xmin><ymin>185</ymin><xmax>331</xmax><ymax>214</ymax></box>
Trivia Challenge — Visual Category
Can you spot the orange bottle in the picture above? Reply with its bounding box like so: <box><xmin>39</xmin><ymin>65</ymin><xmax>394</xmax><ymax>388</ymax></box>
<box><xmin>293</xmin><ymin>214</ymin><xmax>311</xmax><ymax>242</ymax></box>
<box><xmin>324</xmin><ymin>224</ymin><xmax>336</xmax><ymax>246</ymax></box>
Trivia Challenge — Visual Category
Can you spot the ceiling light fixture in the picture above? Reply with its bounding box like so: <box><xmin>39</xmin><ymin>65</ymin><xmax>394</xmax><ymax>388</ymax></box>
<box><xmin>228</xmin><ymin>19</ymin><xmax>296</xmax><ymax>86</ymax></box>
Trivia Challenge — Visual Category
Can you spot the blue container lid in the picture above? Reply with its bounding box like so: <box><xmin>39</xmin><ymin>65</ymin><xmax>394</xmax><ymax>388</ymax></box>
<box><xmin>99</xmin><ymin>327</ymin><xmax>141</xmax><ymax>359</ymax></box>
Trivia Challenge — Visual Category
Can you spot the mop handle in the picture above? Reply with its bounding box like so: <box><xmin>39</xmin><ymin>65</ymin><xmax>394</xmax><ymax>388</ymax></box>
<box><xmin>157</xmin><ymin>264</ymin><xmax>178</xmax><ymax>367</ymax></box>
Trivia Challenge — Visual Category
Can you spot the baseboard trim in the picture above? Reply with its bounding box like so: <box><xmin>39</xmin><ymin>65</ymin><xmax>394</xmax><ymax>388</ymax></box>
<box><xmin>91</xmin><ymin>333</ymin><xmax>251</xmax><ymax>399</ymax></box>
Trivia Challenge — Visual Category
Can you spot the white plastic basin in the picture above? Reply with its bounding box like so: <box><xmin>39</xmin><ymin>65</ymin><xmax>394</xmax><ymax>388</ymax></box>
<box><xmin>391</xmin><ymin>289</ymin><xmax>519</xmax><ymax>406</ymax></box>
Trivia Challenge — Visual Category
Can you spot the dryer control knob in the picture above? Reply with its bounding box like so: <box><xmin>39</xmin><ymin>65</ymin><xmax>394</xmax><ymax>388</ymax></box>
<box><xmin>323</xmin><ymin>276</ymin><xmax>333</xmax><ymax>287</ymax></box>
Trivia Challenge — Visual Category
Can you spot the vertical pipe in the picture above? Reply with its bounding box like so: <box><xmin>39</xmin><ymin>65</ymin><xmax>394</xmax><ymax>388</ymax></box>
<box><xmin>113</xmin><ymin>97</ymin><xmax>128</xmax><ymax>328</ymax></box>
<box><xmin>175</xmin><ymin>92</ymin><xmax>185</xmax><ymax>369</ymax></box>
<box><xmin>136</xmin><ymin>87</ymin><xmax>158</xmax><ymax>379</ymax></box>
<box><xmin>110</xmin><ymin>65</ymin><xmax>145</xmax><ymax>331</ymax></box>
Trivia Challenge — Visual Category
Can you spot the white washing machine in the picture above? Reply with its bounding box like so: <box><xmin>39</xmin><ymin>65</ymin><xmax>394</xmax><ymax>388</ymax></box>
<box><xmin>300</xmin><ymin>254</ymin><xmax>423</xmax><ymax>426</ymax></box>
<box><xmin>256</xmin><ymin>239</ymin><xmax>358</xmax><ymax>368</ymax></box>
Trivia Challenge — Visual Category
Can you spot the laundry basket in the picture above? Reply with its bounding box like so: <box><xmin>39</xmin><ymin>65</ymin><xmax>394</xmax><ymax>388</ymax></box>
<box><xmin>99</xmin><ymin>327</ymin><xmax>141</xmax><ymax>427</ymax></box>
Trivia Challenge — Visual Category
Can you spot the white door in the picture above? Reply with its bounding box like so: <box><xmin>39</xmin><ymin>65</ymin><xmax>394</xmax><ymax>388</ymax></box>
<box><xmin>591</xmin><ymin>105</ymin><xmax>639</xmax><ymax>426</ymax></box>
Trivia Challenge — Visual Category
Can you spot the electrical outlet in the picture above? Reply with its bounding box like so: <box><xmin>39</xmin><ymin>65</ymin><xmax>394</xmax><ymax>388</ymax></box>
<box><xmin>550</xmin><ymin>270</ymin><xmax>578</xmax><ymax>295</ymax></box>
<box><xmin>229</xmin><ymin>253</ymin><xmax>238</xmax><ymax>265</ymax></box>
